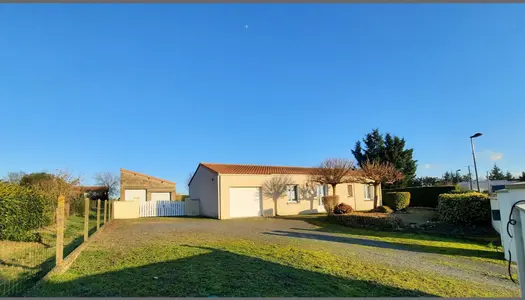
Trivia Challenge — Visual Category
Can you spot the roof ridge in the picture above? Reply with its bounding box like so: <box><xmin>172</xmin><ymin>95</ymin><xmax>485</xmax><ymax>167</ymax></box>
<box><xmin>120</xmin><ymin>168</ymin><xmax>176</xmax><ymax>185</ymax></box>
<box><xmin>201</xmin><ymin>162</ymin><xmax>315</xmax><ymax>169</ymax></box>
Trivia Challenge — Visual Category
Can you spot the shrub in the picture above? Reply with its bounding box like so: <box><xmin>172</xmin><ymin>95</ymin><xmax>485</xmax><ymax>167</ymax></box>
<box><xmin>329</xmin><ymin>212</ymin><xmax>404</xmax><ymax>230</ymax></box>
<box><xmin>383</xmin><ymin>186</ymin><xmax>455</xmax><ymax>208</ymax></box>
<box><xmin>438</xmin><ymin>192</ymin><xmax>491</xmax><ymax>226</ymax></box>
<box><xmin>383</xmin><ymin>192</ymin><xmax>410</xmax><ymax>211</ymax></box>
<box><xmin>372</xmin><ymin>205</ymin><xmax>393</xmax><ymax>213</ymax></box>
<box><xmin>333</xmin><ymin>203</ymin><xmax>354</xmax><ymax>214</ymax></box>
<box><xmin>322</xmin><ymin>195</ymin><xmax>339</xmax><ymax>215</ymax></box>
<box><xmin>0</xmin><ymin>183</ymin><xmax>49</xmax><ymax>241</ymax></box>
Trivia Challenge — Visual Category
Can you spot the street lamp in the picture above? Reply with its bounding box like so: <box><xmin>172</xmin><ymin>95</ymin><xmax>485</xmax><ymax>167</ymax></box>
<box><xmin>470</xmin><ymin>133</ymin><xmax>483</xmax><ymax>192</ymax></box>
<box><xmin>456</xmin><ymin>169</ymin><xmax>461</xmax><ymax>184</ymax></box>
<box><xmin>465</xmin><ymin>165</ymin><xmax>473</xmax><ymax>190</ymax></box>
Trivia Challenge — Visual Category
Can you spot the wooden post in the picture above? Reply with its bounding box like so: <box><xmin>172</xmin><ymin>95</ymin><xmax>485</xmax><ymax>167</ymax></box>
<box><xmin>56</xmin><ymin>195</ymin><xmax>65</xmax><ymax>266</ymax></box>
<box><xmin>104</xmin><ymin>200</ymin><xmax>107</xmax><ymax>225</ymax></box>
<box><xmin>108</xmin><ymin>200</ymin><xmax>112</xmax><ymax>221</ymax></box>
<box><xmin>84</xmin><ymin>198</ymin><xmax>89</xmax><ymax>242</ymax></box>
<box><xmin>96</xmin><ymin>199</ymin><xmax>101</xmax><ymax>230</ymax></box>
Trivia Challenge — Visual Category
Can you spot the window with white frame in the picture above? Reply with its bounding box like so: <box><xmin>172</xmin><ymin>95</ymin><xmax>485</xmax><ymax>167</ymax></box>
<box><xmin>347</xmin><ymin>184</ymin><xmax>353</xmax><ymax>197</ymax></box>
<box><xmin>317</xmin><ymin>184</ymin><xmax>328</xmax><ymax>206</ymax></box>
<box><xmin>287</xmin><ymin>185</ymin><xmax>299</xmax><ymax>203</ymax></box>
<box><xmin>364</xmin><ymin>185</ymin><xmax>374</xmax><ymax>200</ymax></box>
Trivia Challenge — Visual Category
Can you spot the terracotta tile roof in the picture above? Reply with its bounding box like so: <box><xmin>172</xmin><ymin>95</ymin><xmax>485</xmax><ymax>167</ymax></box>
<box><xmin>200</xmin><ymin>163</ymin><xmax>318</xmax><ymax>175</ymax></box>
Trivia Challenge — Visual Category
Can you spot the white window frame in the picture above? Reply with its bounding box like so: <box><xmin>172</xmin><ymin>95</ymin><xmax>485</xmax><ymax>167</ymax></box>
<box><xmin>287</xmin><ymin>185</ymin><xmax>299</xmax><ymax>203</ymax></box>
<box><xmin>317</xmin><ymin>184</ymin><xmax>328</xmax><ymax>206</ymax></box>
<box><xmin>364</xmin><ymin>185</ymin><xmax>374</xmax><ymax>201</ymax></box>
<box><xmin>347</xmin><ymin>184</ymin><xmax>353</xmax><ymax>197</ymax></box>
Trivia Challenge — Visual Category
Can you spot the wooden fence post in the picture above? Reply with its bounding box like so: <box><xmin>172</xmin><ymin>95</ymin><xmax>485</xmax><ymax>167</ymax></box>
<box><xmin>108</xmin><ymin>200</ymin><xmax>112</xmax><ymax>221</ymax></box>
<box><xmin>56</xmin><ymin>195</ymin><xmax>65</xmax><ymax>266</ymax></box>
<box><xmin>84</xmin><ymin>198</ymin><xmax>89</xmax><ymax>242</ymax></box>
<box><xmin>104</xmin><ymin>200</ymin><xmax>107</xmax><ymax>225</ymax></box>
<box><xmin>96</xmin><ymin>199</ymin><xmax>101</xmax><ymax>230</ymax></box>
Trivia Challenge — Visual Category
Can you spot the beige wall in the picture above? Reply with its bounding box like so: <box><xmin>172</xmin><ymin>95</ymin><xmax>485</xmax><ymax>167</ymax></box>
<box><xmin>184</xmin><ymin>199</ymin><xmax>200</xmax><ymax>216</ymax></box>
<box><xmin>189</xmin><ymin>166</ymin><xmax>219</xmax><ymax>218</ymax></box>
<box><xmin>218</xmin><ymin>174</ymin><xmax>382</xmax><ymax>219</ymax></box>
<box><xmin>113</xmin><ymin>201</ymin><xmax>139</xmax><ymax>219</ymax></box>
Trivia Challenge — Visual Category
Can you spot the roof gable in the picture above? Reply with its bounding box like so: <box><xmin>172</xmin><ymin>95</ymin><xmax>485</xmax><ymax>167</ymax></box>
<box><xmin>120</xmin><ymin>168</ymin><xmax>176</xmax><ymax>185</ymax></box>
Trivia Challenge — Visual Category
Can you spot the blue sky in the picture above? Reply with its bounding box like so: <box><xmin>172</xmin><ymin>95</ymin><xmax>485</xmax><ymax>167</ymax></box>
<box><xmin>1</xmin><ymin>4</ymin><xmax>524</xmax><ymax>193</ymax></box>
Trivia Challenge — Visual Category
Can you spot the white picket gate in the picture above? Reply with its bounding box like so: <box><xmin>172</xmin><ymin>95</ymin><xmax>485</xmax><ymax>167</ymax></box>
<box><xmin>139</xmin><ymin>201</ymin><xmax>185</xmax><ymax>217</ymax></box>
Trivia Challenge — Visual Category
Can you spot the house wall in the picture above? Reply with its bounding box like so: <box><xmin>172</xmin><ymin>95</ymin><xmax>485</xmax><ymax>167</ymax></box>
<box><xmin>189</xmin><ymin>166</ymin><xmax>219</xmax><ymax>218</ymax></box>
<box><xmin>218</xmin><ymin>174</ymin><xmax>381</xmax><ymax>219</ymax></box>
<box><xmin>120</xmin><ymin>169</ymin><xmax>176</xmax><ymax>201</ymax></box>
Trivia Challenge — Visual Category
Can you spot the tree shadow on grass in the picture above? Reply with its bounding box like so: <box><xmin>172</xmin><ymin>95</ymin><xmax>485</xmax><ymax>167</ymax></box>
<box><xmin>27</xmin><ymin>246</ymin><xmax>437</xmax><ymax>297</ymax></box>
<box><xmin>264</xmin><ymin>230</ymin><xmax>502</xmax><ymax>261</ymax></box>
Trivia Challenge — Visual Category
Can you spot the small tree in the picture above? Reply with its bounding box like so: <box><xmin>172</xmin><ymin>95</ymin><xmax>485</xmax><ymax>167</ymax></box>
<box><xmin>309</xmin><ymin>158</ymin><xmax>356</xmax><ymax>195</ymax></box>
<box><xmin>358</xmin><ymin>160</ymin><xmax>403</xmax><ymax>209</ymax></box>
<box><xmin>262</xmin><ymin>175</ymin><xmax>293</xmax><ymax>216</ymax></box>
<box><xmin>4</xmin><ymin>171</ymin><xmax>26</xmax><ymax>184</ymax></box>
<box><xmin>504</xmin><ymin>171</ymin><xmax>515</xmax><ymax>181</ymax></box>
<box><xmin>489</xmin><ymin>163</ymin><xmax>505</xmax><ymax>180</ymax></box>
<box><xmin>94</xmin><ymin>172</ymin><xmax>120</xmax><ymax>198</ymax></box>
<box><xmin>519</xmin><ymin>172</ymin><xmax>525</xmax><ymax>182</ymax></box>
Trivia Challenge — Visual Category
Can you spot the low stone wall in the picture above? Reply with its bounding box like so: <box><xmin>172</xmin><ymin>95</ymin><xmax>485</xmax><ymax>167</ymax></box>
<box><xmin>113</xmin><ymin>201</ymin><xmax>139</xmax><ymax>219</ymax></box>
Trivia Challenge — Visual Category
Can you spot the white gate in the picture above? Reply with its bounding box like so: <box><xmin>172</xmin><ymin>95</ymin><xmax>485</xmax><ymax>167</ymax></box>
<box><xmin>139</xmin><ymin>201</ymin><xmax>185</xmax><ymax>217</ymax></box>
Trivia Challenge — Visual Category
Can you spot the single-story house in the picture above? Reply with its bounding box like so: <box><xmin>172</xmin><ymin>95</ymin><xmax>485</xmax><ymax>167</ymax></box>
<box><xmin>78</xmin><ymin>186</ymin><xmax>109</xmax><ymax>201</ymax></box>
<box><xmin>188</xmin><ymin>163</ymin><xmax>381</xmax><ymax>219</ymax></box>
<box><xmin>120</xmin><ymin>168</ymin><xmax>177</xmax><ymax>202</ymax></box>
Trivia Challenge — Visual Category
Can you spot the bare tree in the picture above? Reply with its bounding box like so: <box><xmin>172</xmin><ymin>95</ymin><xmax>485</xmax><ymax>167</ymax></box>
<box><xmin>5</xmin><ymin>171</ymin><xmax>26</xmax><ymax>184</ymax></box>
<box><xmin>358</xmin><ymin>160</ymin><xmax>404</xmax><ymax>209</ymax></box>
<box><xmin>309</xmin><ymin>158</ymin><xmax>357</xmax><ymax>195</ymax></box>
<box><xmin>94</xmin><ymin>172</ymin><xmax>120</xmax><ymax>198</ymax></box>
<box><xmin>262</xmin><ymin>175</ymin><xmax>293</xmax><ymax>216</ymax></box>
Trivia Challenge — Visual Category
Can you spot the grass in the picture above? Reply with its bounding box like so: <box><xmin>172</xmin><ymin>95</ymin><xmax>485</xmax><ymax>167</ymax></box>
<box><xmin>27</xmin><ymin>218</ymin><xmax>518</xmax><ymax>297</ymax></box>
<box><xmin>0</xmin><ymin>213</ymin><xmax>99</xmax><ymax>296</ymax></box>
<box><xmin>283</xmin><ymin>215</ymin><xmax>506</xmax><ymax>265</ymax></box>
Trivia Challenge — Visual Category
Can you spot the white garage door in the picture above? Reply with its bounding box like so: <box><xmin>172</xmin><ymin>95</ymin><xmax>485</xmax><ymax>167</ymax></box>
<box><xmin>229</xmin><ymin>187</ymin><xmax>262</xmax><ymax>218</ymax></box>
<box><xmin>125</xmin><ymin>189</ymin><xmax>146</xmax><ymax>202</ymax></box>
<box><xmin>151</xmin><ymin>192</ymin><xmax>171</xmax><ymax>202</ymax></box>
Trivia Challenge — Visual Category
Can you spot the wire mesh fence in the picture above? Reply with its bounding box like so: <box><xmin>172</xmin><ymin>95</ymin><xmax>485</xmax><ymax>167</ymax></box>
<box><xmin>0</xmin><ymin>198</ymin><xmax>113</xmax><ymax>296</ymax></box>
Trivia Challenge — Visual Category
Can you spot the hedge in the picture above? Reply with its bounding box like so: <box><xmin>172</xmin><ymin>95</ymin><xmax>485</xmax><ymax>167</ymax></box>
<box><xmin>383</xmin><ymin>192</ymin><xmax>410</xmax><ymax>211</ymax></box>
<box><xmin>437</xmin><ymin>192</ymin><xmax>491</xmax><ymax>226</ymax></box>
<box><xmin>383</xmin><ymin>186</ymin><xmax>455</xmax><ymax>208</ymax></box>
<box><xmin>0</xmin><ymin>183</ymin><xmax>50</xmax><ymax>241</ymax></box>
<box><xmin>329</xmin><ymin>212</ymin><xmax>404</xmax><ymax>230</ymax></box>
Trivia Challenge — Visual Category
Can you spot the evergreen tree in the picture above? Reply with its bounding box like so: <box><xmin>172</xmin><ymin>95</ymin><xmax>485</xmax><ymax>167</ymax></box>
<box><xmin>504</xmin><ymin>171</ymin><xmax>515</xmax><ymax>181</ymax></box>
<box><xmin>519</xmin><ymin>172</ymin><xmax>525</xmax><ymax>182</ymax></box>
<box><xmin>488</xmin><ymin>164</ymin><xmax>505</xmax><ymax>180</ymax></box>
<box><xmin>352</xmin><ymin>128</ymin><xmax>417</xmax><ymax>188</ymax></box>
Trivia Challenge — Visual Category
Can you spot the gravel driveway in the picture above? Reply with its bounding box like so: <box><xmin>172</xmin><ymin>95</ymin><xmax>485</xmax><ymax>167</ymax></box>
<box><xmin>92</xmin><ymin>216</ymin><xmax>516</xmax><ymax>291</ymax></box>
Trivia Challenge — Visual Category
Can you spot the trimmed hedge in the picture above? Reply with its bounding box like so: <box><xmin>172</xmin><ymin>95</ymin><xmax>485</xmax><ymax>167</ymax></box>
<box><xmin>0</xmin><ymin>183</ymin><xmax>49</xmax><ymax>241</ymax></box>
<box><xmin>438</xmin><ymin>192</ymin><xmax>491</xmax><ymax>226</ymax></box>
<box><xmin>323</xmin><ymin>195</ymin><xmax>339</xmax><ymax>215</ymax></box>
<box><xmin>329</xmin><ymin>212</ymin><xmax>404</xmax><ymax>230</ymax></box>
<box><xmin>383</xmin><ymin>186</ymin><xmax>455</xmax><ymax>208</ymax></box>
<box><xmin>333</xmin><ymin>203</ymin><xmax>354</xmax><ymax>214</ymax></box>
<box><xmin>383</xmin><ymin>192</ymin><xmax>410</xmax><ymax>211</ymax></box>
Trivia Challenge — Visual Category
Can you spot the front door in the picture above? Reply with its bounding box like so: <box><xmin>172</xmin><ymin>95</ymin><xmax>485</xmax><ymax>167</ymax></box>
<box><xmin>317</xmin><ymin>185</ymin><xmax>328</xmax><ymax>212</ymax></box>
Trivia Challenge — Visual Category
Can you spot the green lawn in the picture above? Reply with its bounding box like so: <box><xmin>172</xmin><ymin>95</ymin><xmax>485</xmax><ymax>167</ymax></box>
<box><xmin>26</xmin><ymin>216</ymin><xmax>518</xmax><ymax>297</ymax></box>
<box><xmin>0</xmin><ymin>213</ymin><xmax>99</xmax><ymax>296</ymax></box>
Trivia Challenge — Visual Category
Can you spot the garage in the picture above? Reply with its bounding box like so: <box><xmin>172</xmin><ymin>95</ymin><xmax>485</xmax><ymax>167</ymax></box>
<box><xmin>229</xmin><ymin>187</ymin><xmax>262</xmax><ymax>218</ymax></box>
<box><xmin>124</xmin><ymin>189</ymin><xmax>146</xmax><ymax>202</ymax></box>
<box><xmin>151</xmin><ymin>192</ymin><xmax>171</xmax><ymax>202</ymax></box>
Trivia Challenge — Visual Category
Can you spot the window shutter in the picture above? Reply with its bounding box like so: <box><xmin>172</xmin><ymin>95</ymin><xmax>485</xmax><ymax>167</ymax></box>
<box><xmin>295</xmin><ymin>185</ymin><xmax>300</xmax><ymax>201</ymax></box>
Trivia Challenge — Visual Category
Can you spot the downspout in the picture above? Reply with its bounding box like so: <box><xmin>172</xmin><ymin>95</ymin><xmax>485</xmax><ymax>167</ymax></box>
<box><xmin>353</xmin><ymin>184</ymin><xmax>357</xmax><ymax>211</ymax></box>
<box><xmin>217</xmin><ymin>174</ymin><xmax>221</xmax><ymax>220</ymax></box>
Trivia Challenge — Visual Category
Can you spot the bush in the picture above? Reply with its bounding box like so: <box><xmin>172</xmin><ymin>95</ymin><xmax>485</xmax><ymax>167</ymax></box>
<box><xmin>322</xmin><ymin>195</ymin><xmax>339</xmax><ymax>215</ymax></box>
<box><xmin>0</xmin><ymin>183</ymin><xmax>49</xmax><ymax>241</ymax></box>
<box><xmin>383</xmin><ymin>186</ymin><xmax>455</xmax><ymax>208</ymax></box>
<box><xmin>383</xmin><ymin>192</ymin><xmax>410</xmax><ymax>211</ymax></box>
<box><xmin>333</xmin><ymin>203</ymin><xmax>354</xmax><ymax>214</ymax></box>
<box><xmin>372</xmin><ymin>205</ymin><xmax>393</xmax><ymax>213</ymax></box>
<box><xmin>438</xmin><ymin>192</ymin><xmax>491</xmax><ymax>226</ymax></box>
<box><xmin>329</xmin><ymin>212</ymin><xmax>404</xmax><ymax>230</ymax></box>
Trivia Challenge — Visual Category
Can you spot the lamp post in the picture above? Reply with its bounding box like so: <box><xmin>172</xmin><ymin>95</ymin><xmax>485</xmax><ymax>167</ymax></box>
<box><xmin>456</xmin><ymin>169</ymin><xmax>461</xmax><ymax>185</ymax></box>
<box><xmin>470</xmin><ymin>133</ymin><xmax>482</xmax><ymax>192</ymax></box>
<box><xmin>467</xmin><ymin>165</ymin><xmax>473</xmax><ymax>190</ymax></box>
